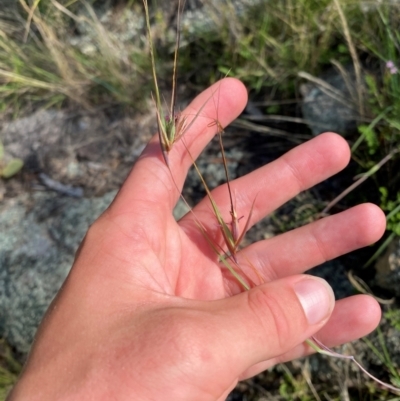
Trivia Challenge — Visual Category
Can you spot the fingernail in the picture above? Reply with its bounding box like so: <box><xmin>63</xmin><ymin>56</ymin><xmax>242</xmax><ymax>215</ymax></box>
<box><xmin>294</xmin><ymin>278</ymin><xmax>334</xmax><ymax>325</ymax></box>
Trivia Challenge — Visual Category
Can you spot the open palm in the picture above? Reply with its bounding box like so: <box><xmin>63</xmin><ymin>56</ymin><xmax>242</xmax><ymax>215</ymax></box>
<box><xmin>9</xmin><ymin>78</ymin><xmax>385</xmax><ymax>401</ymax></box>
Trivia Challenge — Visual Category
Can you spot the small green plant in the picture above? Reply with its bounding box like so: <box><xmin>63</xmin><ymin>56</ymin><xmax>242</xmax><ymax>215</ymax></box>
<box><xmin>0</xmin><ymin>339</ymin><xmax>22</xmax><ymax>401</ymax></box>
<box><xmin>278</xmin><ymin>363</ymin><xmax>316</xmax><ymax>401</ymax></box>
<box><xmin>0</xmin><ymin>141</ymin><xmax>23</xmax><ymax>179</ymax></box>
<box><xmin>385</xmin><ymin>308</ymin><xmax>400</xmax><ymax>332</ymax></box>
<box><xmin>379</xmin><ymin>187</ymin><xmax>400</xmax><ymax>237</ymax></box>
<box><xmin>364</xmin><ymin>326</ymin><xmax>400</xmax><ymax>392</ymax></box>
<box><xmin>362</xmin><ymin>184</ymin><xmax>400</xmax><ymax>269</ymax></box>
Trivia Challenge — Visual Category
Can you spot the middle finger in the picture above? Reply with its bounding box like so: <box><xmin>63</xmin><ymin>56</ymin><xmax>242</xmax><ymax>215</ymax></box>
<box><xmin>180</xmin><ymin>132</ymin><xmax>350</xmax><ymax>249</ymax></box>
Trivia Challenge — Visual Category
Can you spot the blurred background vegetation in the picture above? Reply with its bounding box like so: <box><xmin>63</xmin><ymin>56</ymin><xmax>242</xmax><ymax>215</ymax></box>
<box><xmin>1</xmin><ymin>0</ymin><xmax>400</xmax><ymax>399</ymax></box>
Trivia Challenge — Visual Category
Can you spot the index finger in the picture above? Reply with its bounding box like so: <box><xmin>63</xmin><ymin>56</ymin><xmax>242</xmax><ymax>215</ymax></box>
<box><xmin>111</xmin><ymin>78</ymin><xmax>248</xmax><ymax>215</ymax></box>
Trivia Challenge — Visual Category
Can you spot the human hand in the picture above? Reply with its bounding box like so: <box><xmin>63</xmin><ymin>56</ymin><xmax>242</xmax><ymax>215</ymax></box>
<box><xmin>8</xmin><ymin>78</ymin><xmax>385</xmax><ymax>401</ymax></box>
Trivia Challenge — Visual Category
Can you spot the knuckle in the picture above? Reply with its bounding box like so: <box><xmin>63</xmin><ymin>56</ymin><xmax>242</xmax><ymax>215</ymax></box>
<box><xmin>246</xmin><ymin>286</ymin><xmax>301</xmax><ymax>352</ymax></box>
<box><xmin>309</xmin><ymin>224</ymin><xmax>330</xmax><ymax>262</ymax></box>
<box><xmin>281</xmin><ymin>156</ymin><xmax>305</xmax><ymax>192</ymax></box>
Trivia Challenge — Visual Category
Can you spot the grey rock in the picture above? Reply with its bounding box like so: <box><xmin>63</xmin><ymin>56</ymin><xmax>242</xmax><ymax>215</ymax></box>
<box><xmin>300</xmin><ymin>67</ymin><xmax>362</xmax><ymax>136</ymax></box>
<box><xmin>1</xmin><ymin>107</ymin><xmax>147</xmax><ymax>197</ymax></box>
<box><xmin>173</xmin><ymin>198</ymin><xmax>189</xmax><ymax>220</ymax></box>
<box><xmin>0</xmin><ymin>190</ymin><xmax>116</xmax><ymax>355</ymax></box>
<box><xmin>187</xmin><ymin>148</ymin><xmax>243</xmax><ymax>195</ymax></box>
<box><xmin>69</xmin><ymin>4</ymin><xmax>145</xmax><ymax>56</ymax></box>
<box><xmin>180</xmin><ymin>0</ymin><xmax>261</xmax><ymax>37</ymax></box>
<box><xmin>69</xmin><ymin>0</ymin><xmax>264</xmax><ymax>55</ymax></box>
<box><xmin>1</xmin><ymin>109</ymin><xmax>68</xmax><ymax>161</ymax></box>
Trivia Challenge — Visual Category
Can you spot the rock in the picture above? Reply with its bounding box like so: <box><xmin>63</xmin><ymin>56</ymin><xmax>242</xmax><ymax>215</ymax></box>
<box><xmin>300</xmin><ymin>67</ymin><xmax>362</xmax><ymax>136</ymax></box>
<box><xmin>69</xmin><ymin>0</ymin><xmax>263</xmax><ymax>55</ymax></box>
<box><xmin>1</xmin><ymin>110</ymin><xmax>68</xmax><ymax>161</ymax></box>
<box><xmin>179</xmin><ymin>0</ymin><xmax>261</xmax><ymax>37</ymax></box>
<box><xmin>0</xmin><ymin>187</ymin><xmax>202</xmax><ymax>356</ymax></box>
<box><xmin>173</xmin><ymin>198</ymin><xmax>189</xmax><ymax>220</ymax></box>
<box><xmin>185</xmin><ymin>146</ymin><xmax>243</xmax><ymax>204</ymax></box>
<box><xmin>0</xmin><ymin>108</ymin><xmax>150</xmax><ymax>197</ymax></box>
<box><xmin>0</xmin><ymin>190</ymin><xmax>116</xmax><ymax>355</ymax></box>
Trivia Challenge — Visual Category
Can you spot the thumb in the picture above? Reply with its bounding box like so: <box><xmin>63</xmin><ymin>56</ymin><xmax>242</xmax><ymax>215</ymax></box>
<box><xmin>209</xmin><ymin>275</ymin><xmax>334</xmax><ymax>373</ymax></box>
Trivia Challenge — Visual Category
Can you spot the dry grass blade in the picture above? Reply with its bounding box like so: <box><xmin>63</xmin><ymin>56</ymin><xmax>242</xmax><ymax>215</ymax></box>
<box><xmin>298</xmin><ymin>71</ymin><xmax>355</xmax><ymax>109</ymax></box>
<box><xmin>0</xmin><ymin>68</ymin><xmax>61</xmax><ymax>91</ymax></box>
<box><xmin>308</xmin><ymin>337</ymin><xmax>400</xmax><ymax>393</ymax></box>
<box><xmin>233</xmin><ymin>118</ymin><xmax>308</xmax><ymax>144</ymax></box>
<box><xmin>333</xmin><ymin>0</ymin><xmax>364</xmax><ymax>116</ymax></box>
<box><xmin>322</xmin><ymin>148</ymin><xmax>399</xmax><ymax>214</ymax></box>
<box><xmin>22</xmin><ymin>0</ymin><xmax>40</xmax><ymax>43</ymax></box>
<box><xmin>347</xmin><ymin>270</ymin><xmax>394</xmax><ymax>305</ymax></box>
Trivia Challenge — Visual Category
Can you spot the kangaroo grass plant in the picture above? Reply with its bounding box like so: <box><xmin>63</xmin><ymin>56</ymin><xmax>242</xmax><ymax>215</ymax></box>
<box><xmin>214</xmin><ymin>118</ymin><xmax>256</xmax><ymax>265</ymax></box>
<box><xmin>182</xmin><ymin>133</ymin><xmax>261</xmax><ymax>291</ymax></box>
<box><xmin>142</xmin><ymin>0</ymin><xmax>187</xmax><ymax>165</ymax></box>
<box><xmin>143</xmin><ymin>0</ymin><xmax>225</xmax><ymax>167</ymax></box>
<box><xmin>141</xmin><ymin>0</ymin><xmax>400</xmax><ymax>396</ymax></box>
<box><xmin>1</xmin><ymin>0</ymin><xmax>400</xmax><ymax>399</ymax></box>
